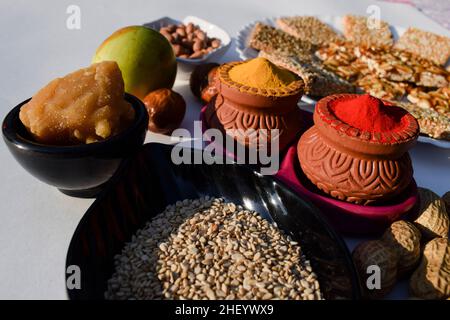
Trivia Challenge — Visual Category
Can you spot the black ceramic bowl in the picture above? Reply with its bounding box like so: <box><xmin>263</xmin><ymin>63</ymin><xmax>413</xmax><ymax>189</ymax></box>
<box><xmin>66</xmin><ymin>143</ymin><xmax>361</xmax><ymax>300</ymax></box>
<box><xmin>2</xmin><ymin>93</ymin><xmax>149</xmax><ymax>198</ymax></box>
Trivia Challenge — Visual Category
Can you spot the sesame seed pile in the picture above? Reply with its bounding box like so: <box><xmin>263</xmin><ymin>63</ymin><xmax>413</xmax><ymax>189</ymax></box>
<box><xmin>105</xmin><ymin>197</ymin><xmax>322</xmax><ymax>300</ymax></box>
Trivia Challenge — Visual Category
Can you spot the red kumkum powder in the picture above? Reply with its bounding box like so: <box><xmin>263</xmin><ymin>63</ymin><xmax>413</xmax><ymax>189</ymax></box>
<box><xmin>330</xmin><ymin>94</ymin><xmax>406</xmax><ymax>133</ymax></box>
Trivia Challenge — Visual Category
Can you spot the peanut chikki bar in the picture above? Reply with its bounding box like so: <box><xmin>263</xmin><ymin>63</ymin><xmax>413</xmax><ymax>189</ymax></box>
<box><xmin>407</xmin><ymin>87</ymin><xmax>450</xmax><ymax>117</ymax></box>
<box><xmin>342</xmin><ymin>15</ymin><xmax>393</xmax><ymax>47</ymax></box>
<box><xmin>354</xmin><ymin>46</ymin><xmax>449</xmax><ymax>88</ymax></box>
<box><xmin>394</xmin><ymin>27</ymin><xmax>450</xmax><ymax>66</ymax></box>
<box><xmin>258</xmin><ymin>50</ymin><xmax>355</xmax><ymax>97</ymax></box>
<box><xmin>316</xmin><ymin>42</ymin><xmax>409</xmax><ymax>100</ymax></box>
<box><xmin>276</xmin><ymin>16</ymin><xmax>343</xmax><ymax>46</ymax></box>
<box><xmin>317</xmin><ymin>41</ymin><xmax>449</xmax><ymax>93</ymax></box>
<box><xmin>248</xmin><ymin>22</ymin><xmax>316</xmax><ymax>57</ymax></box>
<box><xmin>395</xmin><ymin>101</ymin><xmax>450</xmax><ymax>140</ymax></box>
<box><xmin>315</xmin><ymin>41</ymin><xmax>368</xmax><ymax>82</ymax></box>
<box><xmin>356</xmin><ymin>74</ymin><xmax>410</xmax><ymax>101</ymax></box>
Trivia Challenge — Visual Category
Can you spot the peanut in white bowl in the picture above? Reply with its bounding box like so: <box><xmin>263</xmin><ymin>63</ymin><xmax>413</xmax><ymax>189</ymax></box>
<box><xmin>144</xmin><ymin>16</ymin><xmax>231</xmax><ymax>79</ymax></box>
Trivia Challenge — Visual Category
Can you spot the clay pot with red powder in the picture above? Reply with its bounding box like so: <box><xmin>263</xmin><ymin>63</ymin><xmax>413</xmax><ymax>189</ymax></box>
<box><xmin>297</xmin><ymin>94</ymin><xmax>419</xmax><ymax>205</ymax></box>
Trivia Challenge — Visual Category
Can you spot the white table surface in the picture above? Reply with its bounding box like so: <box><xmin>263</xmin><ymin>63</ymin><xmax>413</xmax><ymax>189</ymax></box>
<box><xmin>0</xmin><ymin>0</ymin><xmax>449</xmax><ymax>300</ymax></box>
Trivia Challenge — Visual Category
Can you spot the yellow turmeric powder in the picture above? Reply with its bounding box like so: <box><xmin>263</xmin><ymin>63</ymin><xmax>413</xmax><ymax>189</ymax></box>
<box><xmin>228</xmin><ymin>57</ymin><xmax>296</xmax><ymax>89</ymax></box>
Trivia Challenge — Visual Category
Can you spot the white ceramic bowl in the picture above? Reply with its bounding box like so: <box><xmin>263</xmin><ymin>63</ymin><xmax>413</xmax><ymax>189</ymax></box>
<box><xmin>144</xmin><ymin>16</ymin><xmax>231</xmax><ymax>79</ymax></box>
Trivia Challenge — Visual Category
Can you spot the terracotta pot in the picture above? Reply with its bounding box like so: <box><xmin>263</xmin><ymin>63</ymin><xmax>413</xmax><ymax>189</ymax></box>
<box><xmin>298</xmin><ymin>94</ymin><xmax>419</xmax><ymax>205</ymax></box>
<box><xmin>204</xmin><ymin>61</ymin><xmax>304</xmax><ymax>151</ymax></box>
<box><xmin>276</xmin><ymin>146</ymin><xmax>419</xmax><ymax>235</ymax></box>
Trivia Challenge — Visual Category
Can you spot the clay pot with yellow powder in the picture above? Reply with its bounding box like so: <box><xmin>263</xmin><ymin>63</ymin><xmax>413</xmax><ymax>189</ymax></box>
<box><xmin>204</xmin><ymin>58</ymin><xmax>304</xmax><ymax>151</ymax></box>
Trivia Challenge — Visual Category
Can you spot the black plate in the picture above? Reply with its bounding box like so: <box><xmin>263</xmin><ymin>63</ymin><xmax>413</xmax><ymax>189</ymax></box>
<box><xmin>66</xmin><ymin>143</ymin><xmax>361</xmax><ymax>300</ymax></box>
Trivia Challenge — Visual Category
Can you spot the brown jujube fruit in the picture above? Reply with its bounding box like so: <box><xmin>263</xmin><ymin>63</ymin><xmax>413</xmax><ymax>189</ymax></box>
<box><xmin>143</xmin><ymin>89</ymin><xmax>186</xmax><ymax>135</ymax></box>
<box><xmin>201</xmin><ymin>84</ymin><xmax>220</xmax><ymax>104</ymax></box>
<box><xmin>189</xmin><ymin>63</ymin><xmax>219</xmax><ymax>103</ymax></box>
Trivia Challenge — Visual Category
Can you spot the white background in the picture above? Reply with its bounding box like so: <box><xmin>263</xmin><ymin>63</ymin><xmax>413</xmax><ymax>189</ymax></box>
<box><xmin>0</xmin><ymin>0</ymin><xmax>449</xmax><ymax>299</ymax></box>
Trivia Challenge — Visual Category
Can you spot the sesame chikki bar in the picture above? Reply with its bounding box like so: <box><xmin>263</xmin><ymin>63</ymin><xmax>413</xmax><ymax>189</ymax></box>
<box><xmin>394</xmin><ymin>27</ymin><xmax>450</xmax><ymax>66</ymax></box>
<box><xmin>395</xmin><ymin>101</ymin><xmax>450</xmax><ymax>140</ymax></box>
<box><xmin>342</xmin><ymin>15</ymin><xmax>393</xmax><ymax>47</ymax></box>
<box><xmin>276</xmin><ymin>16</ymin><xmax>343</xmax><ymax>46</ymax></box>
<box><xmin>248</xmin><ymin>22</ymin><xmax>316</xmax><ymax>57</ymax></box>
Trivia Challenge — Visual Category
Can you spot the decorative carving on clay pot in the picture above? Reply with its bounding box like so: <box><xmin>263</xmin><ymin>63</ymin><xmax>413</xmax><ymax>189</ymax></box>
<box><xmin>204</xmin><ymin>61</ymin><xmax>304</xmax><ymax>151</ymax></box>
<box><xmin>298</xmin><ymin>94</ymin><xmax>419</xmax><ymax>205</ymax></box>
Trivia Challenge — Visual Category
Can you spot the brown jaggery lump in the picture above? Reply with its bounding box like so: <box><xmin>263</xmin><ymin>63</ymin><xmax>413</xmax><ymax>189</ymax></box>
<box><xmin>20</xmin><ymin>61</ymin><xmax>135</xmax><ymax>145</ymax></box>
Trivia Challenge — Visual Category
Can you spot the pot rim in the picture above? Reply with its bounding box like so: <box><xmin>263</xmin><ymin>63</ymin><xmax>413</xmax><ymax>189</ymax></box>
<box><xmin>217</xmin><ymin>61</ymin><xmax>304</xmax><ymax>109</ymax></box>
<box><xmin>314</xmin><ymin>94</ymin><xmax>419</xmax><ymax>157</ymax></box>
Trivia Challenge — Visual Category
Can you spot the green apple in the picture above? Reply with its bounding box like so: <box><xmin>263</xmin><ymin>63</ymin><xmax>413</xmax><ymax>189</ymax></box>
<box><xmin>92</xmin><ymin>26</ymin><xmax>177</xmax><ymax>99</ymax></box>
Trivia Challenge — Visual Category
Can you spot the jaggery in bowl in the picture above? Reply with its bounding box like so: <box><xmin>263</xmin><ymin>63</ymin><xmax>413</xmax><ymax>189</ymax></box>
<box><xmin>2</xmin><ymin>93</ymin><xmax>148</xmax><ymax>198</ymax></box>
